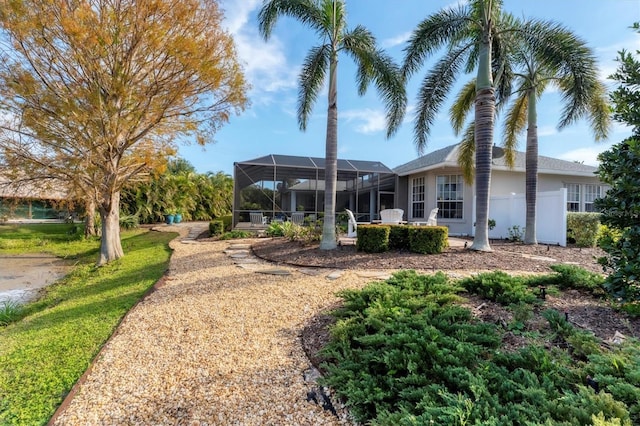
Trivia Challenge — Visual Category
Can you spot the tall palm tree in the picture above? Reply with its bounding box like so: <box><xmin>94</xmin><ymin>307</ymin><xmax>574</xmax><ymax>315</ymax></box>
<box><xmin>450</xmin><ymin>22</ymin><xmax>610</xmax><ymax>245</ymax></box>
<box><xmin>401</xmin><ymin>0</ymin><xmax>515</xmax><ymax>252</ymax></box>
<box><xmin>258</xmin><ymin>0</ymin><xmax>405</xmax><ymax>250</ymax></box>
<box><xmin>502</xmin><ymin>37</ymin><xmax>609</xmax><ymax>244</ymax></box>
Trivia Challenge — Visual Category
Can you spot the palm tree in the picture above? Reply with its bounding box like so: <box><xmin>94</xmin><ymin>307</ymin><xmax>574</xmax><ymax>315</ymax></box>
<box><xmin>501</xmin><ymin>34</ymin><xmax>609</xmax><ymax>244</ymax></box>
<box><xmin>401</xmin><ymin>0</ymin><xmax>515</xmax><ymax>252</ymax></box>
<box><xmin>258</xmin><ymin>0</ymin><xmax>405</xmax><ymax>250</ymax></box>
<box><xmin>450</xmin><ymin>22</ymin><xmax>610</xmax><ymax>245</ymax></box>
<box><xmin>402</xmin><ymin>1</ymin><xmax>604</xmax><ymax>251</ymax></box>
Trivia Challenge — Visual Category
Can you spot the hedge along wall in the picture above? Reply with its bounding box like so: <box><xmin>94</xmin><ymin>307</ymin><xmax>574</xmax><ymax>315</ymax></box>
<box><xmin>356</xmin><ymin>224</ymin><xmax>448</xmax><ymax>254</ymax></box>
<box><xmin>566</xmin><ymin>212</ymin><xmax>601</xmax><ymax>247</ymax></box>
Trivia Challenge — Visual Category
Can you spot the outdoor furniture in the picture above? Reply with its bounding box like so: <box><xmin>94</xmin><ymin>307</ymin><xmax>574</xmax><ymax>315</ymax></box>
<box><xmin>426</xmin><ymin>207</ymin><xmax>438</xmax><ymax>226</ymax></box>
<box><xmin>380</xmin><ymin>208</ymin><xmax>404</xmax><ymax>224</ymax></box>
<box><xmin>345</xmin><ymin>208</ymin><xmax>369</xmax><ymax>238</ymax></box>
<box><xmin>249</xmin><ymin>212</ymin><xmax>268</xmax><ymax>227</ymax></box>
<box><xmin>291</xmin><ymin>212</ymin><xmax>305</xmax><ymax>225</ymax></box>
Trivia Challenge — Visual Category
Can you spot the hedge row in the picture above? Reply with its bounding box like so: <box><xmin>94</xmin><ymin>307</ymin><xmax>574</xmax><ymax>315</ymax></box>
<box><xmin>356</xmin><ymin>224</ymin><xmax>448</xmax><ymax>254</ymax></box>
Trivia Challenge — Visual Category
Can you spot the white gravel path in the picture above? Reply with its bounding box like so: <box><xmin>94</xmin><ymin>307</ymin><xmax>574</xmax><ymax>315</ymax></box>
<box><xmin>53</xmin><ymin>228</ymin><xmax>378</xmax><ymax>425</ymax></box>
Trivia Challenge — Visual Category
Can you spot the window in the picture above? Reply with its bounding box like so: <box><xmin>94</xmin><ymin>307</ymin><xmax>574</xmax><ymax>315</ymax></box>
<box><xmin>584</xmin><ymin>184</ymin><xmax>600</xmax><ymax>212</ymax></box>
<box><xmin>565</xmin><ymin>183</ymin><xmax>609</xmax><ymax>212</ymax></box>
<box><xmin>437</xmin><ymin>175</ymin><xmax>463</xmax><ymax>219</ymax></box>
<box><xmin>566</xmin><ymin>183</ymin><xmax>580</xmax><ymax>212</ymax></box>
<box><xmin>411</xmin><ymin>177</ymin><xmax>425</xmax><ymax>218</ymax></box>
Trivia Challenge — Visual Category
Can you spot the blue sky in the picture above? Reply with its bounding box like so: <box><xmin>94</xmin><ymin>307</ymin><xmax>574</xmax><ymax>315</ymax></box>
<box><xmin>179</xmin><ymin>0</ymin><xmax>640</xmax><ymax>175</ymax></box>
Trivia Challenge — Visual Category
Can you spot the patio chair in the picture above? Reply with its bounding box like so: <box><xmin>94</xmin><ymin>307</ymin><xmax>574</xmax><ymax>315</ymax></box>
<box><xmin>380</xmin><ymin>208</ymin><xmax>404</xmax><ymax>224</ymax></box>
<box><xmin>291</xmin><ymin>211</ymin><xmax>305</xmax><ymax>225</ymax></box>
<box><xmin>249</xmin><ymin>211</ymin><xmax>268</xmax><ymax>227</ymax></box>
<box><xmin>426</xmin><ymin>207</ymin><xmax>438</xmax><ymax>226</ymax></box>
<box><xmin>345</xmin><ymin>209</ymin><xmax>369</xmax><ymax>238</ymax></box>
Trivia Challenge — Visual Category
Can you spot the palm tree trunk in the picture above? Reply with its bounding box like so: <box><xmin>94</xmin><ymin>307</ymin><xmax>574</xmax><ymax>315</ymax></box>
<box><xmin>470</xmin><ymin>86</ymin><xmax>495</xmax><ymax>251</ymax></box>
<box><xmin>319</xmin><ymin>52</ymin><xmax>338</xmax><ymax>250</ymax></box>
<box><xmin>524</xmin><ymin>92</ymin><xmax>538</xmax><ymax>244</ymax></box>
<box><xmin>470</xmin><ymin>22</ymin><xmax>494</xmax><ymax>252</ymax></box>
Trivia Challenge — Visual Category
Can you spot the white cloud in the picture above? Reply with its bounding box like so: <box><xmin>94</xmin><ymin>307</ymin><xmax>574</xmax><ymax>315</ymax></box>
<box><xmin>382</xmin><ymin>31</ymin><xmax>412</xmax><ymax>49</ymax></box>
<box><xmin>219</xmin><ymin>0</ymin><xmax>298</xmax><ymax>105</ymax></box>
<box><xmin>557</xmin><ymin>146</ymin><xmax>610</xmax><ymax>166</ymax></box>
<box><xmin>341</xmin><ymin>109</ymin><xmax>387</xmax><ymax>134</ymax></box>
<box><xmin>537</xmin><ymin>125</ymin><xmax>558</xmax><ymax>137</ymax></box>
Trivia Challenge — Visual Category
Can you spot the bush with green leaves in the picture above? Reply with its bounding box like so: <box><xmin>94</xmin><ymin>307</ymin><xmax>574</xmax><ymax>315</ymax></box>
<box><xmin>321</xmin><ymin>270</ymin><xmax>639</xmax><ymax>425</ymax></box>
<box><xmin>356</xmin><ymin>225</ymin><xmax>390</xmax><ymax>253</ymax></box>
<box><xmin>460</xmin><ymin>271</ymin><xmax>538</xmax><ymax>305</ymax></box>
<box><xmin>209</xmin><ymin>220</ymin><xmax>224</xmax><ymax>236</ymax></box>
<box><xmin>567</xmin><ymin>212</ymin><xmax>601</xmax><ymax>247</ymax></box>
<box><xmin>219</xmin><ymin>230</ymin><xmax>252</xmax><ymax>240</ymax></box>
<box><xmin>388</xmin><ymin>225</ymin><xmax>409</xmax><ymax>250</ymax></box>
<box><xmin>407</xmin><ymin>226</ymin><xmax>448</xmax><ymax>254</ymax></box>
<box><xmin>595</xmin><ymin>137</ymin><xmax>640</xmax><ymax>302</ymax></box>
<box><xmin>119</xmin><ymin>214</ymin><xmax>139</xmax><ymax>230</ymax></box>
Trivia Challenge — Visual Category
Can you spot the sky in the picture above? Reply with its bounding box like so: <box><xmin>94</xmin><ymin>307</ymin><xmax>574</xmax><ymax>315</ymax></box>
<box><xmin>179</xmin><ymin>0</ymin><xmax>640</xmax><ymax>175</ymax></box>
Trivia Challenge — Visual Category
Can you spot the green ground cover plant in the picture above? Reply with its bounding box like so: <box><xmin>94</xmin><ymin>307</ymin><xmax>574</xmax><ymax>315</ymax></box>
<box><xmin>322</xmin><ymin>269</ymin><xmax>639</xmax><ymax>425</ymax></box>
<box><xmin>0</xmin><ymin>224</ymin><xmax>176</xmax><ymax>425</ymax></box>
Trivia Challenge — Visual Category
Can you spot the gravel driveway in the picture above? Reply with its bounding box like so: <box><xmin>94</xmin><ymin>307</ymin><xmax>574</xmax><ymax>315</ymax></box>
<box><xmin>52</xmin><ymin>227</ymin><xmax>373</xmax><ymax>425</ymax></box>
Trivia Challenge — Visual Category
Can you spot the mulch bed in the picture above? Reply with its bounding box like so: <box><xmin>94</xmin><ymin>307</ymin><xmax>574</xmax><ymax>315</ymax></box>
<box><xmin>252</xmin><ymin>237</ymin><xmax>606</xmax><ymax>274</ymax></box>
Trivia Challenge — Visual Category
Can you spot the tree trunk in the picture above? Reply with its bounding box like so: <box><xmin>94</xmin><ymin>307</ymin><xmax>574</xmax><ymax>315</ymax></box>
<box><xmin>470</xmin><ymin>24</ymin><xmax>494</xmax><ymax>252</ymax></box>
<box><xmin>84</xmin><ymin>197</ymin><xmax>98</xmax><ymax>238</ymax></box>
<box><xmin>470</xmin><ymin>87</ymin><xmax>495</xmax><ymax>252</ymax></box>
<box><xmin>97</xmin><ymin>190</ymin><xmax>124</xmax><ymax>265</ymax></box>
<box><xmin>320</xmin><ymin>51</ymin><xmax>338</xmax><ymax>250</ymax></box>
<box><xmin>524</xmin><ymin>92</ymin><xmax>538</xmax><ymax>245</ymax></box>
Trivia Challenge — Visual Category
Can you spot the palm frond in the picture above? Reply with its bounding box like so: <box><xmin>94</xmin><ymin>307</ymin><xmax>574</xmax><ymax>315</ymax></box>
<box><xmin>402</xmin><ymin>4</ymin><xmax>471</xmax><ymax>79</ymax></box>
<box><xmin>587</xmin><ymin>80</ymin><xmax>611</xmax><ymax>141</ymax></box>
<box><xmin>297</xmin><ymin>45</ymin><xmax>329</xmax><ymax>130</ymax></box>
<box><xmin>258</xmin><ymin>0</ymin><xmax>325</xmax><ymax>40</ymax></box>
<box><xmin>413</xmin><ymin>44</ymin><xmax>470</xmax><ymax>153</ymax></box>
<box><xmin>519</xmin><ymin>19</ymin><xmax>600</xmax><ymax>130</ymax></box>
<box><xmin>343</xmin><ymin>29</ymin><xmax>407</xmax><ymax>137</ymax></box>
<box><xmin>341</xmin><ymin>25</ymin><xmax>376</xmax><ymax>95</ymax></box>
<box><xmin>457</xmin><ymin>125</ymin><xmax>476</xmax><ymax>184</ymax></box>
<box><xmin>502</xmin><ymin>90</ymin><xmax>528</xmax><ymax>167</ymax></box>
<box><xmin>319</xmin><ymin>0</ymin><xmax>346</xmax><ymax>40</ymax></box>
<box><xmin>450</xmin><ymin>79</ymin><xmax>476</xmax><ymax>135</ymax></box>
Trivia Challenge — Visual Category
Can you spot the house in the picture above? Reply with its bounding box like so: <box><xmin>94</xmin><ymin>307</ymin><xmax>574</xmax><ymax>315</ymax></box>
<box><xmin>0</xmin><ymin>176</ymin><xmax>70</xmax><ymax>220</ymax></box>
<box><xmin>394</xmin><ymin>144</ymin><xmax>607</xmax><ymax>240</ymax></box>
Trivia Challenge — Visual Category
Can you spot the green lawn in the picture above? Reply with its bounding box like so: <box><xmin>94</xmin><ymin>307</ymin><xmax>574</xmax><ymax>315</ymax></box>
<box><xmin>0</xmin><ymin>224</ymin><xmax>177</xmax><ymax>425</ymax></box>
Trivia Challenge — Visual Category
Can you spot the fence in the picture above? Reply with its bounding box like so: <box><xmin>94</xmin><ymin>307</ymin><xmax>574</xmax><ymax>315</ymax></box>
<box><xmin>474</xmin><ymin>188</ymin><xmax>567</xmax><ymax>246</ymax></box>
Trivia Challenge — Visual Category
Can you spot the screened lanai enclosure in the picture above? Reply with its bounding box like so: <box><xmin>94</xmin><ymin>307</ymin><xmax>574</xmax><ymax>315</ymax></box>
<box><xmin>233</xmin><ymin>154</ymin><xmax>397</xmax><ymax>228</ymax></box>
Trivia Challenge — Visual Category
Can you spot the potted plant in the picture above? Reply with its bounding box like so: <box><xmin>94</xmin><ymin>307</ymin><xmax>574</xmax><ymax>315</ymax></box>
<box><xmin>165</xmin><ymin>211</ymin><xmax>176</xmax><ymax>224</ymax></box>
<box><xmin>174</xmin><ymin>212</ymin><xmax>183</xmax><ymax>223</ymax></box>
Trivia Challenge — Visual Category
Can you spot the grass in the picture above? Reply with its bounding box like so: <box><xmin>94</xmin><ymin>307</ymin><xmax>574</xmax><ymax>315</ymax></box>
<box><xmin>0</xmin><ymin>223</ymin><xmax>177</xmax><ymax>425</ymax></box>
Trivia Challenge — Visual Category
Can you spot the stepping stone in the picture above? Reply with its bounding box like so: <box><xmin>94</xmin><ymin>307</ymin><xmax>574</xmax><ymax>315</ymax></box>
<box><xmin>234</xmin><ymin>258</ymin><xmax>259</xmax><ymax>264</ymax></box>
<box><xmin>228</xmin><ymin>252</ymin><xmax>249</xmax><ymax>259</ymax></box>
<box><xmin>181</xmin><ymin>240</ymin><xmax>199</xmax><ymax>244</ymax></box>
<box><xmin>227</xmin><ymin>244</ymin><xmax>252</xmax><ymax>250</ymax></box>
<box><xmin>356</xmin><ymin>271</ymin><xmax>391</xmax><ymax>280</ymax></box>
<box><xmin>326</xmin><ymin>270</ymin><xmax>344</xmax><ymax>280</ymax></box>
<box><xmin>256</xmin><ymin>269</ymin><xmax>292</xmax><ymax>276</ymax></box>
<box><xmin>522</xmin><ymin>254</ymin><xmax>556</xmax><ymax>262</ymax></box>
<box><xmin>298</xmin><ymin>268</ymin><xmax>326</xmax><ymax>276</ymax></box>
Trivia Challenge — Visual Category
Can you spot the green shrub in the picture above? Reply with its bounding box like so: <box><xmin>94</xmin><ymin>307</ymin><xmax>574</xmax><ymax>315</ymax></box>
<box><xmin>356</xmin><ymin>225</ymin><xmax>389</xmax><ymax>253</ymax></box>
<box><xmin>218</xmin><ymin>214</ymin><xmax>233</xmax><ymax>232</ymax></box>
<box><xmin>219</xmin><ymin>230</ymin><xmax>252</xmax><ymax>240</ymax></box>
<box><xmin>266</xmin><ymin>221</ymin><xmax>284</xmax><ymax>237</ymax></box>
<box><xmin>407</xmin><ymin>226</ymin><xmax>447</xmax><ymax>254</ymax></box>
<box><xmin>119</xmin><ymin>214</ymin><xmax>139</xmax><ymax>230</ymax></box>
<box><xmin>388</xmin><ymin>225</ymin><xmax>410</xmax><ymax>250</ymax></box>
<box><xmin>208</xmin><ymin>220</ymin><xmax>224</xmax><ymax>236</ymax></box>
<box><xmin>567</xmin><ymin>212</ymin><xmax>601</xmax><ymax>247</ymax></box>
<box><xmin>461</xmin><ymin>271</ymin><xmax>537</xmax><ymax>305</ymax></box>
